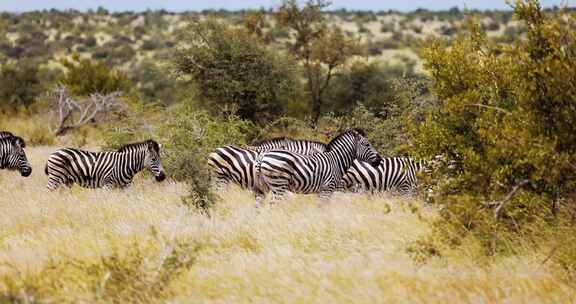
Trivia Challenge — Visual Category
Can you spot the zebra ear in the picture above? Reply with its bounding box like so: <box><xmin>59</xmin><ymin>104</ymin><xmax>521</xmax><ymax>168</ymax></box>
<box><xmin>147</xmin><ymin>140</ymin><xmax>160</xmax><ymax>153</ymax></box>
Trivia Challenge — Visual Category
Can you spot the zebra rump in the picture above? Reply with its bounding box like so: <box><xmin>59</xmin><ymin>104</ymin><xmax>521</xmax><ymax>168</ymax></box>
<box><xmin>207</xmin><ymin>137</ymin><xmax>327</xmax><ymax>193</ymax></box>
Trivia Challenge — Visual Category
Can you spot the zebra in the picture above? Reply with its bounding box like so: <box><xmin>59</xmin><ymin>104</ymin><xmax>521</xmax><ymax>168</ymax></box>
<box><xmin>255</xmin><ymin>129</ymin><xmax>382</xmax><ymax>204</ymax></box>
<box><xmin>341</xmin><ymin>157</ymin><xmax>426</xmax><ymax>195</ymax></box>
<box><xmin>207</xmin><ymin>137</ymin><xmax>327</xmax><ymax>199</ymax></box>
<box><xmin>0</xmin><ymin>135</ymin><xmax>32</xmax><ymax>177</ymax></box>
<box><xmin>0</xmin><ymin>131</ymin><xmax>14</xmax><ymax>139</ymax></box>
<box><xmin>45</xmin><ymin>139</ymin><xmax>166</xmax><ymax>190</ymax></box>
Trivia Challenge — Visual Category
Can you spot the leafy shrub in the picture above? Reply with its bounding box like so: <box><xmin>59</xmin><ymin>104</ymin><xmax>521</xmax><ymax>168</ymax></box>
<box><xmin>173</xmin><ymin>18</ymin><xmax>298</xmax><ymax>124</ymax></box>
<box><xmin>59</xmin><ymin>55</ymin><xmax>132</xmax><ymax>96</ymax></box>
<box><xmin>160</xmin><ymin>103</ymin><xmax>257</xmax><ymax>209</ymax></box>
<box><xmin>413</xmin><ymin>1</ymin><xmax>576</xmax><ymax>256</ymax></box>
<box><xmin>324</xmin><ymin>62</ymin><xmax>411</xmax><ymax>117</ymax></box>
<box><xmin>0</xmin><ymin>238</ymin><xmax>202</xmax><ymax>303</ymax></box>
<box><xmin>0</xmin><ymin>60</ymin><xmax>42</xmax><ymax>108</ymax></box>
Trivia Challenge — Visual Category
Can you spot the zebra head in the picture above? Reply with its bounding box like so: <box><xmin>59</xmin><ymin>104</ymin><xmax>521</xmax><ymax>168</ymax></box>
<box><xmin>144</xmin><ymin>140</ymin><xmax>166</xmax><ymax>182</ymax></box>
<box><xmin>1</xmin><ymin>136</ymin><xmax>32</xmax><ymax>177</ymax></box>
<box><xmin>352</xmin><ymin>129</ymin><xmax>382</xmax><ymax>168</ymax></box>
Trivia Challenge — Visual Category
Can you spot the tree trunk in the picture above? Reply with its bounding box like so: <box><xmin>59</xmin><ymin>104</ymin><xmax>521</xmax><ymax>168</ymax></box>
<box><xmin>311</xmin><ymin>96</ymin><xmax>322</xmax><ymax>128</ymax></box>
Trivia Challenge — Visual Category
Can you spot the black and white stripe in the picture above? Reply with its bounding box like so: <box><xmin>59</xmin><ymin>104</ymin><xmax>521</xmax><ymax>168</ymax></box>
<box><xmin>248</xmin><ymin>137</ymin><xmax>327</xmax><ymax>154</ymax></box>
<box><xmin>0</xmin><ymin>135</ymin><xmax>32</xmax><ymax>177</ymax></box>
<box><xmin>256</xmin><ymin>129</ymin><xmax>382</xmax><ymax>203</ymax></box>
<box><xmin>45</xmin><ymin>139</ymin><xmax>166</xmax><ymax>190</ymax></box>
<box><xmin>0</xmin><ymin>131</ymin><xmax>14</xmax><ymax>139</ymax></box>
<box><xmin>342</xmin><ymin>157</ymin><xmax>425</xmax><ymax>195</ymax></box>
<box><xmin>207</xmin><ymin>138</ymin><xmax>327</xmax><ymax>199</ymax></box>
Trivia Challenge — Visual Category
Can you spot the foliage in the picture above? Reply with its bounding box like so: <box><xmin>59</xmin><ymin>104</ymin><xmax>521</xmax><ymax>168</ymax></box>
<box><xmin>173</xmin><ymin>18</ymin><xmax>298</xmax><ymax>124</ymax></box>
<box><xmin>160</xmin><ymin>102</ymin><xmax>257</xmax><ymax>209</ymax></box>
<box><xmin>274</xmin><ymin>0</ymin><xmax>362</xmax><ymax>125</ymax></box>
<box><xmin>414</xmin><ymin>1</ymin><xmax>576</xmax><ymax>257</ymax></box>
<box><xmin>59</xmin><ymin>55</ymin><xmax>132</xmax><ymax>96</ymax></box>
<box><xmin>0</xmin><ymin>60</ymin><xmax>43</xmax><ymax>109</ymax></box>
<box><xmin>324</xmin><ymin>62</ymin><xmax>413</xmax><ymax>116</ymax></box>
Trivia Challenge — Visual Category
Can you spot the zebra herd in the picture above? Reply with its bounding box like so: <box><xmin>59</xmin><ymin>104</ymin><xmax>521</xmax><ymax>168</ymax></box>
<box><xmin>1</xmin><ymin>129</ymin><xmax>425</xmax><ymax>203</ymax></box>
<box><xmin>208</xmin><ymin>128</ymin><xmax>426</xmax><ymax>206</ymax></box>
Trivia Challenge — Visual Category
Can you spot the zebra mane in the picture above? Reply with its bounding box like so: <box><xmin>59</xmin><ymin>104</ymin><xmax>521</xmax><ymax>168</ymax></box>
<box><xmin>0</xmin><ymin>135</ymin><xmax>26</xmax><ymax>148</ymax></box>
<box><xmin>252</xmin><ymin>137</ymin><xmax>325</xmax><ymax>147</ymax></box>
<box><xmin>0</xmin><ymin>131</ymin><xmax>14</xmax><ymax>139</ymax></box>
<box><xmin>117</xmin><ymin>139</ymin><xmax>160</xmax><ymax>153</ymax></box>
<box><xmin>326</xmin><ymin>129</ymin><xmax>365</xmax><ymax>150</ymax></box>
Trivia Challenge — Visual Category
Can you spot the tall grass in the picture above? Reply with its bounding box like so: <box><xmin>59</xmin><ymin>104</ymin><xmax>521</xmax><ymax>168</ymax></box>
<box><xmin>0</xmin><ymin>147</ymin><xmax>573</xmax><ymax>303</ymax></box>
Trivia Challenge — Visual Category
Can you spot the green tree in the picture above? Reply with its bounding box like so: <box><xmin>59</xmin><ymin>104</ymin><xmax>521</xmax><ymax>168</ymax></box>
<box><xmin>275</xmin><ymin>0</ymin><xmax>361</xmax><ymax>126</ymax></box>
<box><xmin>413</xmin><ymin>1</ymin><xmax>576</xmax><ymax>255</ymax></box>
<box><xmin>324</xmin><ymin>62</ymin><xmax>412</xmax><ymax>117</ymax></box>
<box><xmin>173</xmin><ymin>18</ymin><xmax>297</xmax><ymax>124</ymax></box>
<box><xmin>0</xmin><ymin>60</ymin><xmax>42</xmax><ymax>108</ymax></box>
<box><xmin>59</xmin><ymin>55</ymin><xmax>131</xmax><ymax>96</ymax></box>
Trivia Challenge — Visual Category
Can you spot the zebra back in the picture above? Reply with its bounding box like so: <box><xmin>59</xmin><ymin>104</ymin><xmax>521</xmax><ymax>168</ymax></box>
<box><xmin>248</xmin><ymin>137</ymin><xmax>327</xmax><ymax>155</ymax></box>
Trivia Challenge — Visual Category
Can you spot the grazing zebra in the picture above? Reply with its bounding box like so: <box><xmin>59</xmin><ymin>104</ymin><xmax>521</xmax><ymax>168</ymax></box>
<box><xmin>0</xmin><ymin>131</ymin><xmax>14</xmax><ymax>139</ymax></box>
<box><xmin>256</xmin><ymin>129</ymin><xmax>382</xmax><ymax>204</ymax></box>
<box><xmin>45</xmin><ymin>139</ymin><xmax>166</xmax><ymax>190</ymax></box>
<box><xmin>341</xmin><ymin>157</ymin><xmax>425</xmax><ymax>195</ymax></box>
<box><xmin>207</xmin><ymin>138</ymin><xmax>327</xmax><ymax>198</ymax></box>
<box><xmin>0</xmin><ymin>135</ymin><xmax>32</xmax><ymax>177</ymax></box>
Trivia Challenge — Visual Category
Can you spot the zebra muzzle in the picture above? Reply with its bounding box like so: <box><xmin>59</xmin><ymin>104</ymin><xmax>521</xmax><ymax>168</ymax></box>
<box><xmin>155</xmin><ymin>172</ymin><xmax>166</xmax><ymax>182</ymax></box>
<box><xmin>20</xmin><ymin>167</ymin><xmax>32</xmax><ymax>177</ymax></box>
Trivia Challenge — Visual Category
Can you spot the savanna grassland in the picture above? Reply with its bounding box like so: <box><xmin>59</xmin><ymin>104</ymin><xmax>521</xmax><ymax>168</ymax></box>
<box><xmin>0</xmin><ymin>146</ymin><xmax>574</xmax><ymax>303</ymax></box>
<box><xmin>1</xmin><ymin>0</ymin><xmax>576</xmax><ymax>302</ymax></box>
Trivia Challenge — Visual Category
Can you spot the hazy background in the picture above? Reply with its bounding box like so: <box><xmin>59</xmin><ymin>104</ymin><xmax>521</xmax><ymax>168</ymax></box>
<box><xmin>0</xmin><ymin>0</ymin><xmax>570</xmax><ymax>12</ymax></box>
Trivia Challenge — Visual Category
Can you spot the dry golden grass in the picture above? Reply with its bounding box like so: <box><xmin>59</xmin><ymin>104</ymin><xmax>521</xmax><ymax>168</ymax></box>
<box><xmin>0</xmin><ymin>146</ymin><xmax>573</xmax><ymax>303</ymax></box>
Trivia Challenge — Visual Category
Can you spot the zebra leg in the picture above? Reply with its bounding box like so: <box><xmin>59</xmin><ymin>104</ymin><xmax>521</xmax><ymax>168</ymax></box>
<box><xmin>46</xmin><ymin>175</ymin><xmax>66</xmax><ymax>191</ymax></box>
<box><xmin>212</xmin><ymin>176</ymin><xmax>228</xmax><ymax>191</ymax></box>
<box><xmin>254</xmin><ymin>189</ymin><xmax>265</xmax><ymax>208</ymax></box>
<box><xmin>270</xmin><ymin>187</ymin><xmax>288</xmax><ymax>204</ymax></box>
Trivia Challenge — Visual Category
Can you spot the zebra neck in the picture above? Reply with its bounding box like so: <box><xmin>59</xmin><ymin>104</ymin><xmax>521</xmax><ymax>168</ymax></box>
<box><xmin>116</xmin><ymin>150</ymin><xmax>146</xmax><ymax>177</ymax></box>
<box><xmin>325</xmin><ymin>141</ymin><xmax>355</xmax><ymax>178</ymax></box>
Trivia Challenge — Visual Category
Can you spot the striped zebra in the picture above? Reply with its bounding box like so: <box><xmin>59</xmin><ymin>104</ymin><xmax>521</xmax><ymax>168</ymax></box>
<box><xmin>0</xmin><ymin>131</ymin><xmax>14</xmax><ymax>139</ymax></box>
<box><xmin>342</xmin><ymin>157</ymin><xmax>425</xmax><ymax>195</ymax></box>
<box><xmin>0</xmin><ymin>135</ymin><xmax>32</xmax><ymax>177</ymax></box>
<box><xmin>256</xmin><ymin>129</ymin><xmax>382</xmax><ymax>204</ymax></box>
<box><xmin>207</xmin><ymin>137</ymin><xmax>327</xmax><ymax>199</ymax></box>
<box><xmin>45</xmin><ymin>139</ymin><xmax>166</xmax><ymax>190</ymax></box>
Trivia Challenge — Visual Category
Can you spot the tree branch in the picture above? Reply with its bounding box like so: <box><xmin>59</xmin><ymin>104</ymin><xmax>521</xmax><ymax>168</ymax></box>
<box><xmin>492</xmin><ymin>179</ymin><xmax>531</xmax><ymax>219</ymax></box>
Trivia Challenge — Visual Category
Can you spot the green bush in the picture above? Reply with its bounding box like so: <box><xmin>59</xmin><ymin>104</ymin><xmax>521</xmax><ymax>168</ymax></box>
<box><xmin>59</xmin><ymin>55</ymin><xmax>132</xmax><ymax>96</ymax></box>
<box><xmin>161</xmin><ymin>103</ymin><xmax>257</xmax><ymax>209</ymax></box>
<box><xmin>413</xmin><ymin>1</ymin><xmax>576</xmax><ymax>257</ymax></box>
<box><xmin>173</xmin><ymin>18</ymin><xmax>298</xmax><ymax>124</ymax></box>
<box><xmin>324</xmin><ymin>62</ymin><xmax>412</xmax><ymax>117</ymax></box>
<box><xmin>0</xmin><ymin>60</ymin><xmax>42</xmax><ymax>109</ymax></box>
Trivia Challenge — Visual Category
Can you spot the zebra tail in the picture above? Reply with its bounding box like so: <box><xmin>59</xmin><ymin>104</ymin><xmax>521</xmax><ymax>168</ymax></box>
<box><xmin>44</xmin><ymin>164</ymin><xmax>48</xmax><ymax>175</ymax></box>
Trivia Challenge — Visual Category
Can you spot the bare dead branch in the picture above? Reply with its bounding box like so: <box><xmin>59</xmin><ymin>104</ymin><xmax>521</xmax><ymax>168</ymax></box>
<box><xmin>47</xmin><ymin>86</ymin><xmax>124</xmax><ymax>136</ymax></box>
